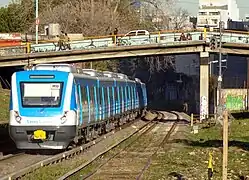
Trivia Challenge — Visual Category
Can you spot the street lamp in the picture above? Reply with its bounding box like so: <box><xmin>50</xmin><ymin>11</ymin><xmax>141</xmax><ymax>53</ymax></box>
<box><xmin>35</xmin><ymin>0</ymin><xmax>39</xmax><ymax>44</ymax></box>
<box><xmin>209</xmin><ymin>59</ymin><xmax>227</xmax><ymax>75</ymax></box>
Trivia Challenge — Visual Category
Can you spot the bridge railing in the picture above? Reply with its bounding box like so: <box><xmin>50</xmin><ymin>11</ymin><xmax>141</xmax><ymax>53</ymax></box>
<box><xmin>1</xmin><ymin>29</ymin><xmax>249</xmax><ymax>56</ymax></box>
<box><xmin>0</xmin><ymin>45</ymin><xmax>26</xmax><ymax>56</ymax></box>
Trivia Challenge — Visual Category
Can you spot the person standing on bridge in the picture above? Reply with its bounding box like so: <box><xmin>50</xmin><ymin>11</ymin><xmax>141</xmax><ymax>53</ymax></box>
<box><xmin>58</xmin><ymin>31</ymin><xmax>65</xmax><ymax>51</ymax></box>
<box><xmin>187</xmin><ymin>33</ymin><xmax>192</xmax><ymax>40</ymax></box>
<box><xmin>64</xmin><ymin>33</ymin><xmax>71</xmax><ymax>50</ymax></box>
<box><xmin>180</xmin><ymin>33</ymin><xmax>186</xmax><ymax>41</ymax></box>
<box><xmin>113</xmin><ymin>28</ymin><xmax>118</xmax><ymax>44</ymax></box>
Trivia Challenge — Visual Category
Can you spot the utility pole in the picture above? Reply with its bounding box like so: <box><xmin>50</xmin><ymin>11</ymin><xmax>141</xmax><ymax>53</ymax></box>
<box><xmin>217</xmin><ymin>21</ymin><xmax>223</xmax><ymax>114</ymax></box>
<box><xmin>222</xmin><ymin>110</ymin><xmax>228</xmax><ymax>180</ymax></box>
<box><xmin>35</xmin><ymin>0</ymin><xmax>39</xmax><ymax>44</ymax></box>
<box><xmin>247</xmin><ymin>58</ymin><xmax>249</xmax><ymax>110</ymax></box>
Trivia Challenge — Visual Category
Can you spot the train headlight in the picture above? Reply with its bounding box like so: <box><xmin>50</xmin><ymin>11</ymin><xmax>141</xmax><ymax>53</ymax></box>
<box><xmin>60</xmin><ymin>111</ymin><xmax>68</xmax><ymax>124</ymax></box>
<box><xmin>14</xmin><ymin>111</ymin><xmax>22</xmax><ymax>123</ymax></box>
<box><xmin>15</xmin><ymin>116</ymin><xmax>21</xmax><ymax>122</ymax></box>
<box><xmin>61</xmin><ymin>116</ymin><xmax>67</xmax><ymax>124</ymax></box>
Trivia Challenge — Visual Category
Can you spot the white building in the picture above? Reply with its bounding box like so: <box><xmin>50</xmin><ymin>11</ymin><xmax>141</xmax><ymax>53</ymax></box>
<box><xmin>245</xmin><ymin>14</ymin><xmax>249</xmax><ymax>21</ymax></box>
<box><xmin>197</xmin><ymin>0</ymin><xmax>239</xmax><ymax>29</ymax></box>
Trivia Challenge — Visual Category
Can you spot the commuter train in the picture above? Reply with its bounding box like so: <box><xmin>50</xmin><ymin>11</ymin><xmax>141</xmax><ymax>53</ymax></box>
<box><xmin>9</xmin><ymin>64</ymin><xmax>147</xmax><ymax>150</ymax></box>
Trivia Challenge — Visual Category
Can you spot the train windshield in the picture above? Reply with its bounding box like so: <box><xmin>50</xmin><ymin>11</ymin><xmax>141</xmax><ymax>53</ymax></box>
<box><xmin>20</xmin><ymin>82</ymin><xmax>63</xmax><ymax>107</ymax></box>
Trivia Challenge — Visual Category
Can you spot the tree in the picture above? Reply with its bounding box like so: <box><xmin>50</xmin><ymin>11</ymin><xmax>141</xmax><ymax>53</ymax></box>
<box><xmin>0</xmin><ymin>4</ymin><xmax>24</xmax><ymax>32</ymax></box>
<box><xmin>169</xmin><ymin>7</ymin><xmax>189</xmax><ymax>30</ymax></box>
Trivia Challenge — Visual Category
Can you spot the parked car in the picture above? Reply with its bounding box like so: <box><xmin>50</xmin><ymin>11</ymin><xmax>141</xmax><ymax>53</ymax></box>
<box><xmin>119</xmin><ymin>30</ymin><xmax>151</xmax><ymax>46</ymax></box>
<box><xmin>124</xmin><ymin>30</ymin><xmax>150</xmax><ymax>37</ymax></box>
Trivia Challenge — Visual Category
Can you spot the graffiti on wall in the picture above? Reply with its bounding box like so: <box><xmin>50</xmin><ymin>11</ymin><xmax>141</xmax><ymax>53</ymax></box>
<box><xmin>200</xmin><ymin>96</ymin><xmax>208</xmax><ymax>120</ymax></box>
<box><xmin>221</xmin><ymin>89</ymin><xmax>247</xmax><ymax>111</ymax></box>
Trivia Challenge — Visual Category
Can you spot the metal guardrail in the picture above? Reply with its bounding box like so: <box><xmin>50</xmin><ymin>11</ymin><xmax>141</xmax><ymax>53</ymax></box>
<box><xmin>1</xmin><ymin>30</ymin><xmax>249</xmax><ymax>56</ymax></box>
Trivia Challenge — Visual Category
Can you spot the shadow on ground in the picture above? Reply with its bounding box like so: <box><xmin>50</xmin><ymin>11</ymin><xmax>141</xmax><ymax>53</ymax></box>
<box><xmin>171</xmin><ymin>138</ymin><xmax>249</xmax><ymax>151</ymax></box>
<box><xmin>232</xmin><ymin>112</ymin><xmax>249</xmax><ymax>119</ymax></box>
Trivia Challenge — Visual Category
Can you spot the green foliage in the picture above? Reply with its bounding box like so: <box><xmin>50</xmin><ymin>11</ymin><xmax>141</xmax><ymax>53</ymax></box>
<box><xmin>92</xmin><ymin>60</ymin><xmax>118</xmax><ymax>72</ymax></box>
<box><xmin>0</xmin><ymin>5</ymin><xmax>22</xmax><ymax>32</ymax></box>
<box><xmin>0</xmin><ymin>88</ymin><xmax>10</xmax><ymax>123</ymax></box>
<box><xmin>0</xmin><ymin>1</ymin><xmax>35</xmax><ymax>33</ymax></box>
<box><xmin>0</xmin><ymin>0</ymin><xmax>159</xmax><ymax>34</ymax></box>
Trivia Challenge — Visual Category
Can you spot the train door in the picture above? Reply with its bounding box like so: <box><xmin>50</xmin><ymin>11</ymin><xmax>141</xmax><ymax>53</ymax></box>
<box><xmin>107</xmin><ymin>87</ymin><xmax>111</xmax><ymax>118</ymax></box>
<box><xmin>124</xmin><ymin>86</ymin><xmax>127</xmax><ymax>112</ymax></box>
<box><xmin>131</xmin><ymin>86</ymin><xmax>134</xmax><ymax>110</ymax></box>
<box><xmin>77</xmin><ymin>85</ymin><xmax>83</xmax><ymax>126</ymax></box>
<box><xmin>103</xmin><ymin>87</ymin><xmax>107</xmax><ymax>119</ymax></box>
<box><xmin>89</xmin><ymin>86</ymin><xmax>95</xmax><ymax>123</ymax></box>
<box><xmin>81</xmin><ymin>86</ymin><xmax>88</xmax><ymax>127</ymax></box>
<box><xmin>74</xmin><ymin>83</ymin><xmax>80</xmax><ymax>127</ymax></box>
<box><xmin>112</xmin><ymin>87</ymin><xmax>116</xmax><ymax>116</ymax></box>
<box><xmin>117</xmin><ymin>86</ymin><xmax>120</xmax><ymax>114</ymax></box>
<box><xmin>86</xmin><ymin>86</ymin><xmax>91</xmax><ymax>124</ymax></box>
<box><xmin>94</xmin><ymin>86</ymin><xmax>98</xmax><ymax>122</ymax></box>
<box><xmin>120</xmin><ymin>86</ymin><xmax>124</xmax><ymax>113</ymax></box>
<box><xmin>101</xmin><ymin>87</ymin><xmax>105</xmax><ymax>120</ymax></box>
<box><xmin>128</xmin><ymin>86</ymin><xmax>131</xmax><ymax>110</ymax></box>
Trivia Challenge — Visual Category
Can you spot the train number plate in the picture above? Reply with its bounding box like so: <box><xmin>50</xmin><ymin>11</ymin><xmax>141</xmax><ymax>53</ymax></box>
<box><xmin>34</xmin><ymin>130</ymin><xmax>46</xmax><ymax>140</ymax></box>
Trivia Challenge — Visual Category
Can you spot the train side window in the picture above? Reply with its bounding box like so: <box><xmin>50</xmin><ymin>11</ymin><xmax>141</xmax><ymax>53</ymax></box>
<box><xmin>100</xmin><ymin>87</ymin><xmax>104</xmax><ymax>106</ymax></box>
<box><xmin>104</xmin><ymin>87</ymin><xmax>108</xmax><ymax>106</ymax></box>
<box><xmin>107</xmin><ymin>87</ymin><xmax>111</xmax><ymax>103</ymax></box>
<box><xmin>97</xmin><ymin>87</ymin><xmax>101</xmax><ymax>106</ymax></box>
<box><xmin>114</xmin><ymin>87</ymin><xmax>117</xmax><ymax>102</ymax></box>
<box><xmin>105</xmin><ymin>87</ymin><xmax>109</xmax><ymax>106</ymax></box>
<box><xmin>120</xmin><ymin>86</ymin><xmax>123</xmax><ymax>103</ymax></box>
<box><xmin>116</xmin><ymin>86</ymin><xmax>119</xmax><ymax>102</ymax></box>
<box><xmin>81</xmin><ymin>86</ymin><xmax>87</xmax><ymax>105</ymax></box>
<box><xmin>117</xmin><ymin>87</ymin><xmax>121</xmax><ymax>102</ymax></box>
<box><xmin>112</xmin><ymin>87</ymin><xmax>116</xmax><ymax>111</ymax></box>
<box><xmin>90</xmin><ymin>86</ymin><xmax>94</xmax><ymax>105</ymax></box>
<box><xmin>124</xmin><ymin>86</ymin><xmax>126</xmax><ymax>102</ymax></box>
<box><xmin>128</xmin><ymin>86</ymin><xmax>131</xmax><ymax>101</ymax></box>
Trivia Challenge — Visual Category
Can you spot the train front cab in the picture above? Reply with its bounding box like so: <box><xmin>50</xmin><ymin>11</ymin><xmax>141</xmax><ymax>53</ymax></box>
<box><xmin>9</xmin><ymin>71</ymin><xmax>77</xmax><ymax>150</ymax></box>
<box><xmin>136</xmin><ymin>80</ymin><xmax>147</xmax><ymax>113</ymax></box>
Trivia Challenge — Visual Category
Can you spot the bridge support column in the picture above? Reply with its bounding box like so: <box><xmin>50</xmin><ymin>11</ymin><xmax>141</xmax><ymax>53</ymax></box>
<box><xmin>200</xmin><ymin>52</ymin><xmax>209</xmax><ymax>121</ymax></box>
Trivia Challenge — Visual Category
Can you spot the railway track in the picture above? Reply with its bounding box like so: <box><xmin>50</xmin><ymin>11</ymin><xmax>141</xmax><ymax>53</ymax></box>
<box><xmin>136</xmin><ymin>111</ymin><xmax>179</xmax><ymax>180</ymax></box>
<box><xmin>1</xmin><ymin>111</ymin><xmax>159</xmax><ymax>180</ymax></box>
<box><xmin>58</xmin><ymin>119</ymin><xmax>158</xmax><ymax>180</ymax></box>
<box><xmin>58</xmin><ymin>111</ymin><xmax>180</xmax><ymax>180</ymax></box>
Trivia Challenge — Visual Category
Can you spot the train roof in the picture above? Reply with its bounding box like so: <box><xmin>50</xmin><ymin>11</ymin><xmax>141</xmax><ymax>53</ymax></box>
<box><xmin>29</xmin><ymin>64</ymin><xmax>135</xmax><ymax>82</ymax></box>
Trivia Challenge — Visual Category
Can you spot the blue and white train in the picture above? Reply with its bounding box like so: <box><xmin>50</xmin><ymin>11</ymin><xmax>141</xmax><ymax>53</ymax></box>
<box><xmin>9</xmin><ymin>64</ymin><xmax>147</xmax><ymax>150</ymax></box>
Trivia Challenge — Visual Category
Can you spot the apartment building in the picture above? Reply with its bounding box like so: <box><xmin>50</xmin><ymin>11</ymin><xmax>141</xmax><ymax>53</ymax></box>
<box><xmin>197</xmin><ymin>0</ymin><xmax>239</xmax><ymax>28</ymax></box>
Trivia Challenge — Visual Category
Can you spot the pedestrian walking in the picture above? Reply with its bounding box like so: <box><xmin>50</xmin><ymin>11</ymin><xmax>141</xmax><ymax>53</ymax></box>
<box><xmin>64</xmin><ymin>33</ymin><xmax>71</xmax><ymax>50</ymax></box>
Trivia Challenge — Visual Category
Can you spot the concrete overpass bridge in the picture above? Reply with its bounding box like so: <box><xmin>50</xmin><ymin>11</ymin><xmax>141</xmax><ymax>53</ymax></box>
<box><xmin>1</xmin><ymin>30</ymin><xmax>249</xmax><ymax>120</ymax></box>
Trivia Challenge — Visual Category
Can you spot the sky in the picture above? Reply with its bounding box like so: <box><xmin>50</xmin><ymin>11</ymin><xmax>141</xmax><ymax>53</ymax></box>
<box><xmin>1</xmin><ymin>0</ymin><xmax>249</xmax><ymax>19</ymax></box>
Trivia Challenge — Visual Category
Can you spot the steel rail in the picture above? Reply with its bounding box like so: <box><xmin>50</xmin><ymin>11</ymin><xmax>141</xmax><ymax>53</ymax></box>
<box><xmin>1</xmin><ymin>116</ymin><xmax>147</xmax><ymax>180</ymax></box>
<box><xmin>136</xmin><ymin>111</ymin><xmax>180</xmax><ymax>180</ymax></box>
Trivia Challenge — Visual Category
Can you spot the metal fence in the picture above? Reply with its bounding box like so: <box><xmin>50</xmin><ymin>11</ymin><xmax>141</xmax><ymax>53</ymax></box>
<box><xmin>1</xmin><ymin>29</ymin><xmax>249</xmax><ymax>56</ymax></box>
